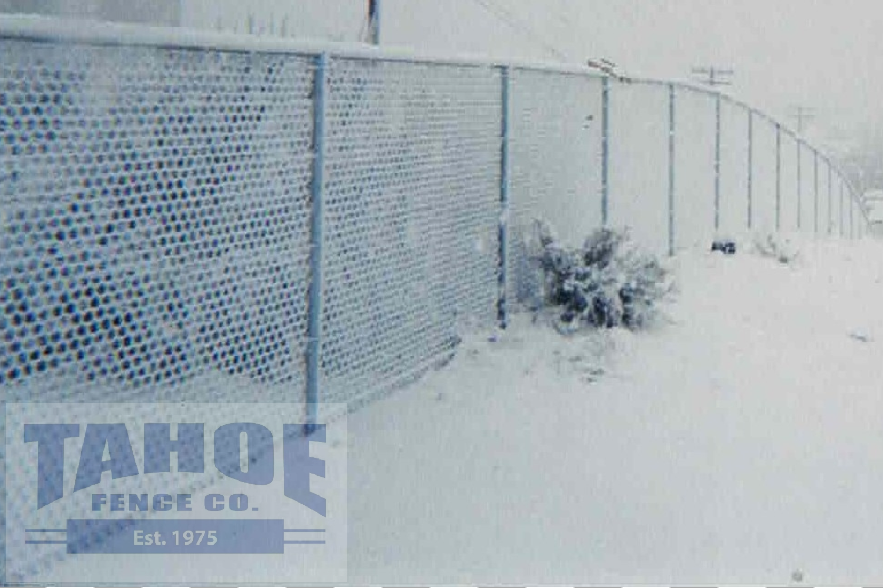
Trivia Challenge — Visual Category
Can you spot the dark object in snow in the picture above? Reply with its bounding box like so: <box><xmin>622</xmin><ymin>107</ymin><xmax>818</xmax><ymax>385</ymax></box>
<box><xmin>533</xmin><ymin>222</ymin><xmax>672</xmax><ymax>331</ymax></box>
<box><xmin>711</xmin><ymin>239</ymin><xmax>736</xmax><ymax>254</ymax></box>
<box><xmin>849</xmin><ymin>331</ymin><xmax>872</xmax><ymax>343</ymax></box>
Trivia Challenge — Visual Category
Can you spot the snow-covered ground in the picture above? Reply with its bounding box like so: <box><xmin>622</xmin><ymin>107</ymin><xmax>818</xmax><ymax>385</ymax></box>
<box><xmin>347</xmin><ymin>234</ymin><xmax>883</xmax><ymax>586</ymax></box>
<box><xmin>32</xmin><ymin>233</ymin><xmax>883</xmax><ymax>585</ymax></box>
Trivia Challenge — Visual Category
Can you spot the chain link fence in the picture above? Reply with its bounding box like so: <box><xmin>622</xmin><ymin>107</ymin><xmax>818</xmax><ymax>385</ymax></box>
<box><xmin>0</xmin><ymin>17</ymin><xmax>870</xmax><ymax>581</ymax></box>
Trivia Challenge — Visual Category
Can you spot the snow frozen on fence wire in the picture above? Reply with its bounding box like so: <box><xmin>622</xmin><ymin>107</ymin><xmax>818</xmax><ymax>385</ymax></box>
<box><xmin>0</xmin><ymin>14</ymin><xmax>873</xmax><ymax>585</ymax></box>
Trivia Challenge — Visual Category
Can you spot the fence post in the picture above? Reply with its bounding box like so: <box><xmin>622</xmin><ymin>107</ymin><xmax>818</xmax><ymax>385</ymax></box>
<box><xmin>814</xmin><ymin>151</ymin><xmax>819</xmax><ymax>235</ymax></box>
<box><xmin>850</xmin><ymin>193</ymin><xmax>855</xmax><ymax>239</ymax></box>
<box><xmin>714</xmin><ymin>94</ymin><xmax>721</xmax><ymax>231</ymax></box>
<box><xmin>498</xmin><ymin>65</ymin><xmax>511</xmax><ymax>330</ymax></box>
<box><xmin>601</xmin><ymin>76</ymin><xmax>610</xmax><ymax>226</ymax></box>
<box><xmin>668</xmin><ymin>83</ymin><xmax>676</xmax><ymax>256</ymax></box>
<box><xmin>827</xmin><ymin>162</ymin><xmax>833</xmax><ymax>235</ymax></box>
<box><xmin>747</xmin><ymin>110</ymin><xmax>753</xmax><ymax>230</ymax></box>
<box><xmin>775</xmin><ymin>123</ymin><xmax>781</xmax><ymax>231</ymax></box>
<box><xmin>305</xmin><ymin>52</ymin><xmax>328</xmax><ymax>435</ymax></box>
<box><xmin>840</xmin><ymin>182</ymin><xmax>845</xmax><ymax>236</ymax></box>
<box><xmin>796</xmin><ymin>140</ymin><xmax>801</xmax><ymax>229</ymax></box>
<box><xmin>857</xmin><ymin>194</ymin><xmax>862</xmax><ymax>238</ymax></box>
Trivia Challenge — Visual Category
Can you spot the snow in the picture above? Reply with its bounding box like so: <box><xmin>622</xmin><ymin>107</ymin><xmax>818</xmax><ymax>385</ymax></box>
<box><xmin>26</xmin><ymin>234</ymin><xmax>883</xmax><ymax>585</ymax></box>
<box><xmin>0</xmin><ymin>13</ymin><xmax>597</xmax><ymax>74</ymax></box>
<box><xmin>346</xmin><ymin>234</ymin><xmax>883</xmax><ymax>586</ymax></box>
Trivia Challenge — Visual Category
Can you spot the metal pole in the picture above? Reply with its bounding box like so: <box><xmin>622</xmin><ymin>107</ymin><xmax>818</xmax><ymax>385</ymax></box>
<box><xmin>368</xmin><ymin>0</ymin><xmax>380</xmax><ymax>45</ymax></box>
<box><xmin>814</xmin><ymin>151</ymin><xmax>819</xmax><ymax>234</ymax></box>
<box><xmin>840</xmin><ymin>182</ymin><xmax>845</xmax><ymax>236</ymax></box>
<box><xmin>714</xmin><ymin>94</ymin><xmax>721</xmax><ymax>231</ymax></box>
<box><xmin>498</xmin><ymin>66</ymin><xmax>511</xmax><ymax>330</ymax></box>
<box><xmin>305</xmin><ymin>52</ymin><xmax>328</xmax><ymax>435</ymax></box>
<box><xmin>850</xmin><ymin>193</ymin><xmax>855</xmax><ymax>238</ymax></box>
<box><xmin>775</xmin><ymin>123</ymin><xmax>781</xmax><ymax>231</ymax></box>
<box><xmin>827</xmin><ymin>163</ymin><xmax>833</xmax><ymax>235</ymax></box>
<box><xmin>668</xmin><ymin>84</ymin><xmax>676</xmax><ymax>256</ymax></box>
<box><xmin>601</xmin><ymin>76</ymin><xmax>610</xmax><ymax>226</ymax></box>
<box><xmin>857</xmin><ymin>193</ymin><xmax>862</xmax><ymax>238</ymax></box>
<box><xmin>747</xmin><ymin>110</ymin><xmax>753</xmax><ymax>229</ymax></box>
<box><xmin>796</xmin><ymin>140</ymin><xmax>801</xmax><ymax>229</ymax></box>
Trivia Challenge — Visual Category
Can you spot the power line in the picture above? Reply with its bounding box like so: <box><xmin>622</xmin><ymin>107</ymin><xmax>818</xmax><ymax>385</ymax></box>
<box><xmin>467</xmin><ymin>0</ymin><xmax>569</xmax><ymax>61</ymax></box>
<box><xmin>469</xmin><ymin>0</ymin><xmax>566</xmax><ymax>59</ymax></box>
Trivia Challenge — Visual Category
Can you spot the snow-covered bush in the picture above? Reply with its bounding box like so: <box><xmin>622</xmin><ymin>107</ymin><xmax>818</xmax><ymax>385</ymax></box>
<box><xmin>752</xmin><ymin>233</ymin><xmax>799</xmax><ymax>264</ymax></box>
<box><xmin>531</xmin><ymin>220</ymin><xmax>673</xmax><ymax>331</ymax></box>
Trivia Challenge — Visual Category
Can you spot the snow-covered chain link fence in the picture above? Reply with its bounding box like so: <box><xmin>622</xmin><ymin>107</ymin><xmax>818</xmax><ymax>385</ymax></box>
<box><xmin>320</xmin><ymin>57</ymin><xmax>501</xmax><ymax>406</ymax></box>
<box><xmin>0</xmin><ymin>17</ymin><xmax>869</xmax><ymax>581</ymax></box>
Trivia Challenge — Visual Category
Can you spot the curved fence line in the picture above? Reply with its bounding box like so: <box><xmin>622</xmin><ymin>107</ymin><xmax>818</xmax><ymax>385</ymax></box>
<box><xmin>0</xmin><ymin>17</ymin><xmax>871</xmax><ymax>582</ymax></box>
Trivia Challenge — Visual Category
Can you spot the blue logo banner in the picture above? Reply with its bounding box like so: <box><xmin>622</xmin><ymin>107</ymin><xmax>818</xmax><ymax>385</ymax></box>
<box><xmin>5</xmin><ymin>402</ymin><xmax>348</xmax><ymax>585</ymax></box>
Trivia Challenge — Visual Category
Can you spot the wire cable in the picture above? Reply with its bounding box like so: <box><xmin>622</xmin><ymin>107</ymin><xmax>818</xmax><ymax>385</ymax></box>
<box><xmin>466</xmin><ymin>0</ymin><xmax>570</xmax><ymax>61</ymax></box>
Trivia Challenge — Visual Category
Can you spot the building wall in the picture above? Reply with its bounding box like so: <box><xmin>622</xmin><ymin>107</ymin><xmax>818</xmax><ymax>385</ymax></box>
<box><xmin>0</xmin><ymin>0</ymin><xmax>61</xmax><ymax>14</ymax></box>
<box><xmin>0</xmin><ymin>0</ymin><xmax>180</xmax><ymax>26</ymax></box>
<box><xmin>180</xmin><ymin>0</ymin><xmax>362</xmax><ymax>40</ymax></box>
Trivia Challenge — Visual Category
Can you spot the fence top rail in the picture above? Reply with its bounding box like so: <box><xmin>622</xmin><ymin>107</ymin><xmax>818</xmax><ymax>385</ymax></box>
<box><xmin>595</xmin><ymin>76</ymin><xmax>806</xmax><ymax>140</ymax></box>
<box><xmin>0</xmin><ymin>13</ymin><xmax>869</xmax><ymax>225</ymax></box>
<box><xmin>0</xmin><ymin>13</ymin><xmax>597</xmax><ymax>74</ymax></box>
<box><xmin>619</xmin><ymin>76</ymin><xmax>863</xmax><ymax>207</ymax></box>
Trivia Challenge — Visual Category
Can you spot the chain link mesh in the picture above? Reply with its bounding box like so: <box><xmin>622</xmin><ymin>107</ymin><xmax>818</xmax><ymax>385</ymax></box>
<box><xmin>779</xmin><ymin>131</ymin><xmax>799</xmax><ymax>232</ymax></box>
<box><xmin>319</xmin><ymin>57</ymin><xmax>502</xmax><ymax>405</ymax></box>
<box><xmin>0</xmin><ymin>37</ymin><xmax>316</xmax><ymax>581</ymax></box>
<box><xmin>749</xmin><ymin>116</ymin><xmax>779</xmax><ymax>233</ymax></box>
<box><xmin>673</xmin><ymin>88</ymin><xmax>716</xmax><ymax>249</ymax></box>
<box><xmin>821</xmin><ymin>156</ymin><xmax>833</xmax><ymax>235</ymax></box>
<box><xmin>798</xmin><ymin>141</ymin><xmax>816</xmax><ymax>232</ymax></box>
<box><xmin>718</xmin><ymin>100</ymin><xmax>750</xmax><ymax>234</ymax></box>
<box><xmin>0</xmin><ymin>40</ymin><xmax>315</xmax><ymax>403</ymax></box>
<box><xmin>0</xmin><ymin>25</ymin><xmax>868</xmax><ymax>582</ymax></box>
<box><xmin>507</xmin><ymin>68</ymin><xmax>603</xmax><ymax>306</ymax></box>
<box><xmin>607</xmin><ymin>80</ymin><xmax>671</xmax><ymax>253</ymax></box>
<box><xmin>0</xmin><ymin>36</ymin><xmax>864</xmax><ymax>413</ymax></box>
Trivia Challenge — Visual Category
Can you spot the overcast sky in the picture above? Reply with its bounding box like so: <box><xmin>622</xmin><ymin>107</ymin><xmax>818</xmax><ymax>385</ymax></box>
<box><xmin>178</xmin><ymin>0</ymin><xmax>883</xmax><ymax>141</ymax></box>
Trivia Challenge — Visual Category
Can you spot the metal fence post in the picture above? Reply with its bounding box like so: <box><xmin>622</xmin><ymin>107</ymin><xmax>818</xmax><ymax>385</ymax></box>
<box><xmin>775</xmin><ymin>123</ymin><xmax>781</xmax><ymax>231</ymax></box>
<box><xmin>747</xmin><ymin>110</ymin><xmax>753</xmax><ymax>230</ymax></box>
<box><xmin>668</xmin><ymin>84</ymin><xmax>676</xmax><ymax>256</ymax></box>
<box><xmin>498</xmin><ymin>65</ymin><xmax>511</xmax><ymax>329</ymax></box>
<box><xmin>305</xmin><ymin>52</ymin><xmax>328</xmax><ymax>435</ymax></box>
<box><xmin>714</xmin><ymin>94</ymin><xmax>721</xmax><ymax>231</ymax></box>
<box><xmin>857</xmin><ymin>194</ymin><xmax>862</xmax><ymax>238</ymax></box>
<box><xmin>827</xmin><ymin>162</ymin><xmax>833</xmax><ymax>235</ymax></box>
<box><xmin>840</xmin><ymin>182</ymin><xmax>845</xmax><ymax>236</ymax></box>
<box><xmin>796</xmin><ymin>140</ymin><xmax>802</xmax><ymax>229</ymax></box>
<box><xmin>850</xmin><ymin>193</ymin><xmax>855</xmax><ymax>238</ymax></box>
<box><xmin>601</xmin><ymin>76</ymin><xmax>610</xmax><ymax>226</ymax></box>
<box><xmin>814</xmin><ymin>151</ymin><xmax>819</xmax><ymax>234</ymax></box>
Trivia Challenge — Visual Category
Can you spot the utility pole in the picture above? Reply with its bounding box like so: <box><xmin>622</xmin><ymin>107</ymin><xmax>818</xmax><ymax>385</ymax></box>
<box><xmin>368</xmin><ymin>0</ymin><xmax>380</xmax><ymax>45</ymax></box>
<box><xmin>691</xmin><ymin>66</ymin><xmax>734</xmax><ymax>88</ymax></box>
<box><xmin>789</xmin><ymin>105</ymin><xmax>816</xmax><ymax>135</ymax></box>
